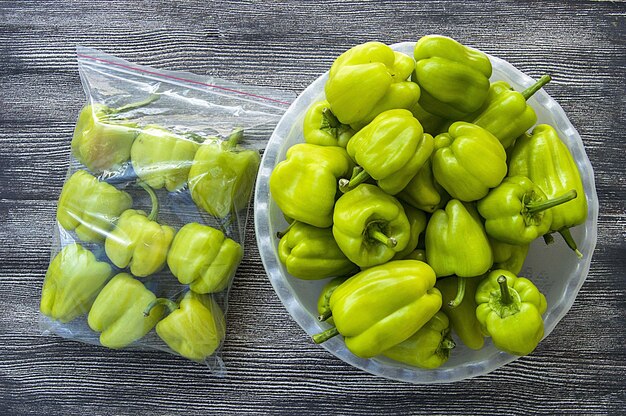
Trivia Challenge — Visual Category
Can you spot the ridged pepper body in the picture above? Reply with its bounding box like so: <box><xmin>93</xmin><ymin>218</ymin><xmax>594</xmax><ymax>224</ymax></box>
<box><xmin>303</xmin><ymin>100</ymin><xmax>354</xmax><ymax>147</ymax></box>
<box><xmin>489</xmin><ymin>237</ymin><xmax>529</xmax><ymax>275</ymax></box>
<box><xmin>436</xmin><ymin>276</ymin><xmax>484</xmax><ymax>350</ymax></box>
<box><xmin>398</xmin><ymin>158</ymin><xmax>448</xmax><ymax>213</ymax></box>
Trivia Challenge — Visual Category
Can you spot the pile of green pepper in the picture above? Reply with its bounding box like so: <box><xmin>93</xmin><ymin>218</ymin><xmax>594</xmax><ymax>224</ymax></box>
<box><xmin>42</xmin><ymin>95</ymin><xmax>261</xmax><ymax>363</ymax></box>
<box><xmin>271</xmin><ymin>35</ymin><xmax>588</xmax><ymax>369</ymax></box>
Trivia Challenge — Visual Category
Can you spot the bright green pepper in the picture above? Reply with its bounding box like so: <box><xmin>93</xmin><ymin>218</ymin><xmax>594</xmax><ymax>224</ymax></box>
<box><xmin>435</xmin><ymin>276</ymin><xmax>484</xmax><ymax>350</ymax></box>
<box><xmin>40</xmin><ymin>243</ymin><xmax>113</xmax><ymax>323</ymax></box>
<box><xmin>317</xmin><ymin>276</ymin><xmax>349</xmax><ymax>326</ymax></box>
<box><xmin>393</xmin><ymin>205</ymin><xmax>427</xmax><ymax>260</ymax></box>
<box><xmin>413</xmin><ymin>35</ymin><xmax>492</xmax><ymax>119</ymax></box>
<box><xmin>57</xmin><ymin>170</ymin><xmax>133</xmax><ymax>242</ymax></box>
<box><xmin>398</xmin><ymin>158</ymin><xmax>448</xmax><ymax>213</ymax></box>
<box><xmin>340</xmin><ymin>109</ymin><xmax>434</xmax><ymax>195</ymax></box>
<box><xmin>104</xmin><ymin>183</ymin><xmax>175</xmax><ymax>277</ymax></box>
<box><xmin>188</xmin><ymin>129</ymin><xmax>260</xmax><ymax>218</ymax></box>
<box><xmin>313</xmin><ymin>260</ymin><xmax>441</xmax><ymax>358</ymax></box>
<box><xmin>425</xmin><ymin>199</ymin><xmax>493</xmax><ymax>277</ymax></box>
<box><xmin>303</xmin><ymin>100</ymin><xmax>355</xmax><ymax>147</ymax></box>
<box><xmin>477</xmin><ymin>176</ymin><xmax>578</xmax><ymax>245</ymax></box>
<box><xmin>490</xmin><ymin>237</ymin><xmax>529</xmax><ymax>275</ymax></box>
<box><xmin>270</xmin><ymin>143</ymin><xmax>353</xmax><ymax>228</ymax></box>
<box><xmin>475</xmin><ymin>270</ymin><xmax>547</xmax><ymax>356</ymax></box>
<box><xmin>333</xmin><ymin>184</ymin><xmax>411</xmax><ymax>268</ymax></box>
<box><xmin>471</xmin><ymin>75</ymin><xmax>551</xmax><ymax>149</ymax></box>
<box><xmin>432</xmin><ymin>122</ymin><xmax>507</xmax><ymax>202</ymax></box>
<box><xmin>144</xmin><ymin>291</ymin><xmax>225</xmax><ymax>361</ymax></box>
<box><xmin>277</xmin><ymin>221</ymin><xmax>357</xmax><ymax>280</ymax></box>
<box><xmin>71</xmin><ymin>95</ymin><xmax>158</xmax><ymax>172</ymax></box>
<box><xmin>130</xmin><ymin>125</ymin><xmax>199</xmax><ymax>192</ymax></box>
<box><xmin>325</xmin><ymin>42</ymin><xmax>420</xmax><ymax>128</ymax></box>
<box><xmin>88</xmin><ymin>273</ymin><xmax>164</xmax><ymax>349</ymax></box>
<box><xmin>508</xmin><ymin>124</ymin><xmax>588</xmax><ymax>257</ymax></box>
<box><xmin>382</xmin><ymin>311</ymin><xmax>455</xmax><ymax>369</ymax></box>
<box><xmin>167</xmin><ymin>222</ymin><xmax>243</xmax><ymax>293</ymax></box>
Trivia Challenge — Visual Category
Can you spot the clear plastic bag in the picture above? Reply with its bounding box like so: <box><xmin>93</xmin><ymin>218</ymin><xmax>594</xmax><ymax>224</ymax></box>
<box><xmin>40</xmin><ymin>46</ymin><xmax>294</xmax><ymax>375</ymax></box>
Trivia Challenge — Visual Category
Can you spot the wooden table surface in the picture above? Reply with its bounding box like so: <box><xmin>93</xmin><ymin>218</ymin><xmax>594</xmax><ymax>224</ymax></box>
<box><xmin>1</xmin><ymin>1</ymin><xmax>625</xmax><ymax>414</ymax></box>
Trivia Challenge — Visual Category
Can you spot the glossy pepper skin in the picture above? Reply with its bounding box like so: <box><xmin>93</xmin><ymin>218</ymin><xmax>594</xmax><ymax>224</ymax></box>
<box><xmin>432</xmin><ymin>122</ymin><xmax>507</xmax><ymax>202</ymax></box>
<box><xmin>303</xmin><ymin>100</ymin><xmax>355</xmax><ymax>147</ymax></box>
<box><xmin>413</xmin><ymin>35</ymin><xmax>492</xmax><ymax>119</ymax></box>
<box><xmin>333</xmin><ymin>184</ymin><xmax>411</xmax><ymax>268</ymax></box>
<box><xmin>472</xmin><ymin>75</ymin><xmax>551</xmax><ymax>149</ymax></box>
<box><xmin>188</xmin><ymin>129</ymin><xmax>261</xmax><ymax>219</ymax></box>
<box><xmin>490</xmin><ymin>237</ymin><xmax>529</xmax><ymax>275</ymax></box>
<box><xmin>426</xmin><ymin>199</ymin><xmax>493</xmax><ymax>277</ymax></box>
<box><xmin>341</xmin><ymin>109</ymin><xmax>434</xmax><ymax>195</ymax></box>
<box><xmin>145</xmin><ymin>291</ymin><xmax>225</xmax><ymax>361</ymax></box>
<box><xmin>313</xmin><ymin>260</ymin><xmax>442</xmax><ymax>358</ymax></box>
<box><xmin>40</xmin><ymin>243</ymin><xmax>113</xmax><ymax>323</ymax></box>
<box><xmin>393</xmin><ymin>204</ymin><xmax>427</xmax><ymax>260</ymax></box>
<box><xmin>88</xmin><ymin>273</ymin><xmax>164</xmax><ymax>349</ymax></box>
<box><xmin>382</xmin><ymin>311</ymin><xmax>455</xmax><ymax>369</ymax></box>
<box><xmin>270</xmin><ymin>143</ymin><xmax>353</xmax><ymax>228</ymax></box>
<box><xmin>57</xmin><ymin>170</ymin><xmax>133</xmax><ymax>243</ymax></box>
<box><xmin>277</xmin><ymin>221</ymin><xmax>357</xmax><ymax>280</ymax></box>
<box><xmin>508</xmin><ymin>125</ymin><xmax>588</xmax><ymax>257</ymax></box>
<box><xmin>475</xmin><ymin>270</ymin><xmax>547</xmax><ymax>356</ymax></box>
<box><xmin>317</xmin><ymin>276</ymin><xmax>349</xmax><ymax>326</ymax></box>
<box><xmin>71</xmin><ymin>95</ymin><xmax>158</xmax><ymax>172</ymax></box>
<box><xmin>105</xmin><ymin>183</ymin><xmax>175</xmax><ymax>277</ymax></box>
<box><xmin>325</xmin><ymin>42</ymin><xmax>420</xmax><ymax>128</ymax></box>
<box><xmin>131</xmin><ymin>125</ymin><xmax>199</xmax><ymax>192</ymax></box>
<box><xmin>436</xmin><ymin>277</ymin><xmax>484</xmax><ymax>350</ymax></box>
<box><xmin>477</xmin><ymin>176</ymin><xmax>578</xmax><ymax>245</ymax></box>
<box><xmin>399</xmin><ymin>158</ymin><xmax>448</xmax><ymax>213</ymax></box>
<box><xmin>167</xmin><ymin>223</ymin><xmax>243</xmax><ymax>294</ymax></box>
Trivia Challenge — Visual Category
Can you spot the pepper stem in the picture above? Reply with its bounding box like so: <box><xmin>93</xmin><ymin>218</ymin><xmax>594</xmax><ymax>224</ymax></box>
<box><xmin>559</xmin><ymin>228</ymin><xmax>583</xmax><ymax>258</ymax></box>
<box><xmin>526</xmin><ymin>189</ymin><xmax>577</xmax><ymax>214</ymax></box>
<box><xmin>448</xmin><ymin>277</ymin><xmax>467</xmax><ymax>308</ymax></box>
<box><xmin>441</xmin><ymin>339</ymin><xmax>456</xmax><ymax>350</ymax></box>
<box><xmin>497</xmin><ymin>275</ymin><xmax>512</xmax><ymax>305</ymax></box>
<box><xmin>543</xmin><ymin>233</ymin><xmax>555</xmax><ymax>245</ymax></box>
<box><xmin>338</xmin><ymin>167</ymin><xmax>371</xmax><ymax>193</ymax></box>
<box><xmin>225</xmin><ymin>128</ymin><xmax>243</xmax><ymax>150</ymax></box>
<box><xmin>143</xmin><ymin>297</ymin><xmax>179</xmax><ymax>317</ymax></box>
<box><xmin>138</xmin><ymin>181</ymin><xmax>159</xmax><ymax>221</ymax></box>
<box><xmin>312</xmin><ymin>327</ymin><xmax>339</xmax><ymax>344</ymax></box>
<box><xmin>369</xmin><ymin>229</ymin><xmax>397</xmax><ymax>248</ymax></box>
<box><xmin>321</xmin><ymin>107</ymin><xmax>342</xmax><ymax>129</ymax></box>
<box><xmin>318</xmin><ymin>310</ymin><xmax>332</xmax><ymax>322</ymax></box>
<box><xmin>276</xmin><ymin>220</ymin><xmax>297</xmax><ymax>239</ymax></box>
<box><xmin>522</xmin><ymin>75</ymin><xmax>552</xmax><ymax>100</ymax></box>
<box><xmin>113</xmin><ymin>94</ymin><xmax>160</xmax><ymax>114</ymax></box>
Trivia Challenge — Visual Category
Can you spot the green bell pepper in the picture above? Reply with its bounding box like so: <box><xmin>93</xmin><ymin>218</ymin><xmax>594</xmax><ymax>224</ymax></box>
<box><xmin>477</xmin><ymin>175</ymin><xmax>578</xmax><ymax>245</ymax></box>
<box><xmin>57</xmin><ymin>170</ymin><xmax>133</xmax><ymax>243</ymax></box>
<box><xmin>409</xmin><ymin>101</ymin><xmax>447</xmax><ymax>136</ymax></box>
<box><xmin>317</xmin><ymin>276</ymin><xmax>349</xmax><ymax>326</ymax></box>
<box><xmin>277</xmin><ymin>221</ymin><xmax>357</xmax><ymax>280</ymax></box>
<box><xmin>333</xmin><ymin>184</ymin><xmax>411</xmax><ymax>268</ymax></box>
<box><xmin>398</xmin><ymin>158</ymin><xmax>448</xmax><ymax>213</ymax></box>
<box><xmin>71</xmin><ymin>95</ymin><xmax>158</xmax><ymax>172</ymax></box>
<box><xmin>130</xmin><ymin>125</ymin><xmax>199</xmax><ymax>192</ymax></box>
<box><xmin>104</xmin><ymin>183</ymin><xmax>175</xmax><ymax>277</ymax></box>
<box><xmin>313</xmin><ymin>259</ymin><xmax>441</xmax><ymax>358</ymax></box>
<box><xmin>435</xmin><ymin>276</ymin><xmax>484</xmax><ymax>350</ymax></box>
<box><xmin>425</xmin><ymin>199</ymin><xmax>493</xmax><ymax>277</ymax></box>
<box><xmin>393</xmin><ymin>204</ymin><xmax>427</xmax><ymax>260</ymax></box>
<box><xmin>188</xmin><ymin>129</ymin><xmax>261</xmax><ymax>219</ymax></box>
<box><xmin>404</xmin><ymin>249</ymin><xmax>426</xmax><ymax>262</ymax></box>
<box><xmin>325</xmin><ymin>42</ymin><xmax>420</xmax><ymax>128</ymax></box>
<box><xmin>432</xmin><ymin>122</ymin><xmax>507</xmax><ymax>202</ymax></box>
<box><xmin>413</xmin><ymin>35</ymin><xmax>492</xmax><ymax>119</ymax></box>
<box><xmin>382</xmin><ymin>311</ymin><xmax>455</xmax><ymax>369</ymax></box>
<box><xmin>490</xmin><ymin>237</ymin><xmax>529</xmax><ymax>275</ymax></box>
<box><xmin>471</xmin><ymin>75</ymin><xmax>551</xmax><ymax>149</ymax></box>
<box><xmin>167</xmin><ymin>222</ymin><xmax>243</xmax><ymax>293</ymax></box>
<box><xmin>508</xmin><ymin>124</ymin><xmax>588</xmax><ymax>257</ymax></box>
<box><xmin>40</xmin><ymin>243</ymin><xmax>113</xmax><ymax>323</ymax></box>
<box><xmin>303</xmin><ymin>100</ymin><xmax>355</xmax><ymax>147</ymax></box>
<box><xmin>475</xmin><ymin>270</ymin><xmax>547</xmax><ymax>356</ymax></box>
<box><xmin>270</xmin><ymin>143</ymin><xmax>353</xmax><ymax>228</ymax></box>
<box><xmin>144</xmin><ymin>291</ymin><xmax>225</xmax><ymax>361</ymax></box>
<box><xmin>340</xmin><ymin>109</ymin><xmax>434</xmax><ymax>195</ymax></box>
<box><xmin>88</xmin><ymin>273</ymin><xmax>164</xmax><ymax>349</ymax></box>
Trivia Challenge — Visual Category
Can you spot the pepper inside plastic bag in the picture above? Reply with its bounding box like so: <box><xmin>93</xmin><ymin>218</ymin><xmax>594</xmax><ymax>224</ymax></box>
<box><xmin>39</xmin><ymin>47</ymin><xmax>294</xmax><ymax>375</ymax></box>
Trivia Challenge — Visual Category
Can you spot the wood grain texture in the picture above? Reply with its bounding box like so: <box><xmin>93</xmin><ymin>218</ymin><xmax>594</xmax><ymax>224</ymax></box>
<box><xmin>1</xmin><ymin>0</ymin><xmax>625</xmax><ymax>415</ymax></box>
